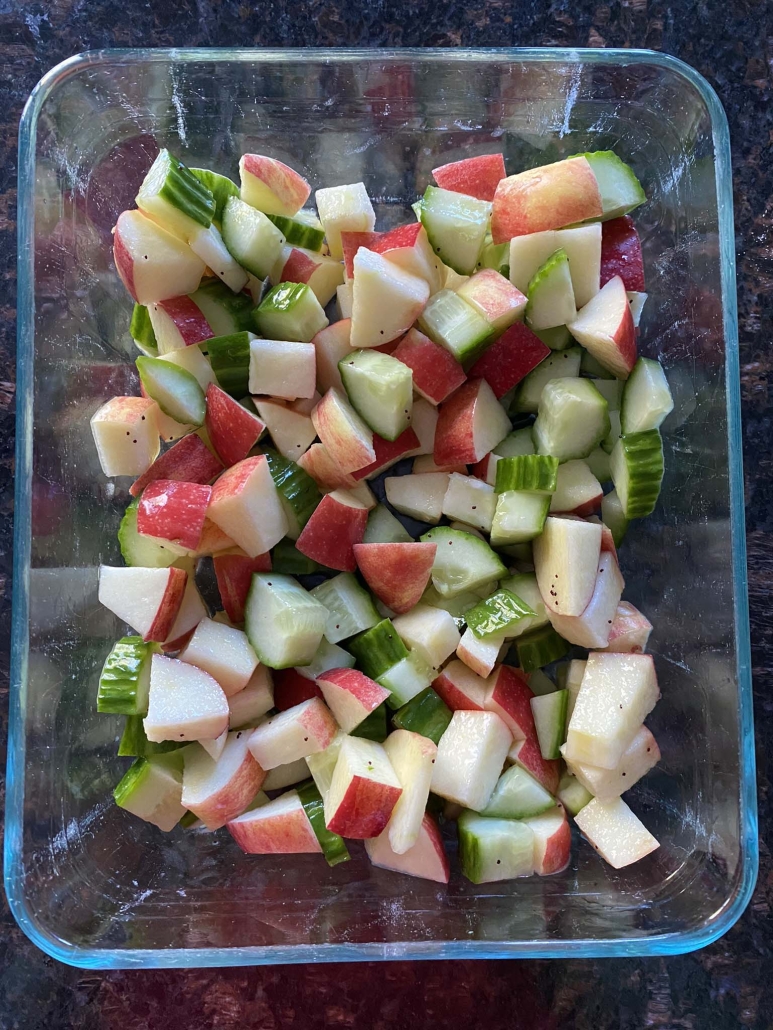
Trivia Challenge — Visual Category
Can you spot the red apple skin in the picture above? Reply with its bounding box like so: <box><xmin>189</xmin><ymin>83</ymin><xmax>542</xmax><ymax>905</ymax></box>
<box><xmin>510</xmin><ymin>736</ymin><xmax>561</xmax><ymax>795</ymax></box>
<box><xmin>205</xmin><ymin>383</ymin><xmax>266</xmax><ymax>468</ymax></box>
<box><xmin>569</xmin><ymin>492</ymin><xmax>604</xmax><ymax>518</ymax></box>
<box><xmin>468</xmin><ymin>323</ymin><xmax>550</xmax><ymax>398</ymax></box>
<box><xmin>317</xmin><ymin>667</ymin><xmax>390</xmax><ymax>714</ymax></box>
<box><xmin>213</xmin><ymin>550</ymin><xmax>272</xmax><ymax>623</ymax></box>
<box><xmin>158</xmin><ymin>296</ymin><xmax>213</xmax><ymax>345</ymax></box>
<box><xmin>341</xmin><ymin>230</ymin><xmax>382</xmax><ymax>278</ymax></box>
<box><xmin>113</xmin><ymin>224</ymin><xmax>137</xmax><ymax>299</ymax></box>
<box><xmin>569</xmin><ymin>276</ymin><xmax>637</xmax><ymax>379</ymax></box>
<box><xmin>227</xmin><ymin>800</ymin><xmax>321</xmax><ymax>854</ymax></box>
<box><xmin>353</xmin><ymin>542</ymin><xmax>437</xmax><ymax>614</ymax></box>
<box><xmin>273</xmin><ymin>668</ymin><xmax>323</xmax><ymax>711</ymax></box>
<box><xmin>326</xmin><ymin>776</ymin><xmax>402</xmax><ymax>839</ymax></box>
<box><xmin>470</xmin><ymin>453</ymin><xmax>495</xmax><ymax>482</ymax></box>
<box><xmin>297</xmin><ymin>444</ymin><xmax>359</xmax><ymax>491</ymax></box>
<box><xmin>352</xmin><ymin>427</ymin><xmax>421</xmax><ymax>481</ymax></box>
<box><xmin>484</xmin><ymin>664</ymin><xmax>535</xmax><ymax>741</ymax></box>
<box><xmin>432</xmin><ymin>153</ymin><xmax>506</xmax><ymax>202</ymax></box>
<box><xmin>189</xmin><ymin>518</ymin><xmax>237</xmax><ymax>557</ymax></box>
<box><xmin>130</xmin><ymin>434</ymin><xmax>224</xmax><ymax>498</ymax></box>
<box><xmin>392</xmin><ymin>328</ymin><xmax>467</xmax><ymax>405</ymax></box>
<box><xmin>279</xmin><ymin>247</ymin><xmax>321</xmax><ymax>284</ymax></box>
<box><xmin>295</xmin><ymin>493</ymin><xmax>368</xmax><ymax>571</ymax></box>
<box><xmin>432</xmin><ymin>666</ymin><xmax>488</xmax><ymax>711</ymax></box>
<box><xmin>190</xmin><ymin>748</ymin><xmax>266</xmax><ymax>830</ymax></box>
<box><xmin>311</xmin><ymin>390</ymin><xmax>375</xmax><ymax>475</ymax></box>
<box><xmin>366</xmin><ymin>812</ymin><xmax>450</xmax><ymax>883</ymax></box>
<box><xmin>534</xmin><ymin>816</ymin><xmax>572</xmax><ymax>875</ymax></box>
<box><xmin>433</xmin><ymin>379</ymin><xmax>487</xmax><ymax>466</ymax></box>
<box><xmin>241</xmin><ymin>154</ymin><xmax>311</xmax><ymax>213</ymax></box>
<box><xmin>137</xmin><ymin>479</ymin><xmax>212</xmax><ymax>550</ymax></box>
<box><xmin>145</xmin><ymin>566</ymin><xmax>188</xmax><ymax>642</ymax></box>
<box><xmin>600</xmin><ymin>216</ymin><xmax>645</xmax><ymax>292</ymax></box>
<box><xmin>491</xmin><ymin>157</ymin><xmax>603</xmax><ymax>243</ymax></box>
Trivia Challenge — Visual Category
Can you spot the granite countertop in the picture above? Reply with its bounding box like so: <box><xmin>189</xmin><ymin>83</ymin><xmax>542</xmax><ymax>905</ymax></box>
<box><xmin>1</xmin><ymin>3</ymin><xmax>772</xmax><ymax>1028</ymax></box>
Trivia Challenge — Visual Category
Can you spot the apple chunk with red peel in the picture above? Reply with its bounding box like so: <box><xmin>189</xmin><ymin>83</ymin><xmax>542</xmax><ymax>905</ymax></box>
<box><xmin>392</xmin><ymin>328</ymin><xmax>467</xmax><ymax>405</ymax></box>
<box><xmin>366</xmin><ymin>812</ymin><xmax>450</xmax><ymax>883</ymax></box>
<box><xmin>600</xmin><ymin>216</ymin><xmax>645</xmax><ymax>292</ymax></box>
<box><xmin>432</xmin><ymin>659</ymin><xmax>490</xmax><ymax>711</ymax></box>
<box><xmin>351</xmin><ymin>427</ymin><xmax>420</xmax><ymax>481</ymax></box>
<box><xmin>298</xmin><ymin>443</ymin><xmax>359</xmax><ymax>491</ymax></box>
<box><xmin>430</xmin><ymin>710</ymin><xmax>512</xmax><ymax>812</ymax></box>
<box><xmin>353</xmin><ymin>542</ymin><xmax>436</xmax><ymax>615</ymax></box>
<box><xmin>350</xmin><ymin>248</ymin><xmax>430</xmax><ymax>349</ymax></box>
<box><xmin>205</xmin><ymin>384</ymin><xmax>266</xmax><ymax>467</ymax></box>
<box><xmin>137</xmin><ymin>479</ymin><xmax>212</xmax><ymax>550</ymax></box>
<box><xmin>484</xmin><ymin>664</ymin><xmax>536</xmax><ymax>742</ymax></box>
<box><xmin>468</xmin><ymin>323</ymin><xmax>550</xmax><ymax>400</ymax></box>
<box><xmin>91</xmin><ymin>396</ymin><xmax>160</xmax><ymax>479</ymax></box>
<box><xmin>182</xmin><ymin>731</ymin><xmax>266</xmax><ymax>830</ymax></box>
<box><xmin>207</xmin><ymin>455</ymin><xmax>289</xmax><ymax>558</ymax></box>
<box><xmin>144</xmin><ymin>654</ymin><xmax>229</xmax><ymax>742</ymax></box>
<box><xmin>434</xmin><ymin>378</ymin><xmax>511</xmax><ymax>467</ymax></box>
<box><xmin>491</xmin><ymin>156</ymin><xmax>603</xmax><ymax>243</ymax></box>
<box><xmin>213</xmin><ymin>549</ymin><xmax>272</xmax><ymax>624</ymax></box>
<box><xmin>548</xmin><ymin>549</ymin><xmax>624</xmax><ymax>649</ymax></box>
<box><xmin>601</xmin><ymin>601</ymin><xmax>653</xmax><ymax>653</ymax></box>
<box><xmin>311</xmin><ymin>388</ymin><xmax>376</xmax><ymax>474</ymax></box>
<box><xmin>253</xmin><ymin>398</ymin><xmax>316</xmax><ymax>461</ymax></box>
<box><xmin>130</xmin><ymin>432</ymin><xmax>223</xmax><ymax>498</ymax></box>
<box><xmin>371</xmin><ymin>222</ymin><xmax>444</xmax><ymax>293</ymax></box>
<box><xmin>341</xmin><ymin>231</ymin><xmax>382</xmax><ymax>278</ymax></box>
<box><xmin>113</xmin><ymin>209</ymin><xmax>206</xmax><ymax>304</ymax></box>
<box><xmin>384</xmin><ymin>472</ymin><xmax>449</xmax><ymax>525</ymax></box>
<box><xmin>179</xmin><ymin>616</ymin><xmax>259</xmax><ymax>696</ymax></box>
<box><xmin>533</xmin><ymin>515</ymin><xmax>602</xmax><ymax>617</ymax></box>
<box><xmin>99</xmin><ymin>565</ymin><xmax>186</xmax><ymax>642</ymax></box>
<box><xmin>324</xmin><ymin>736</ymin><xmax>402</xmax><ymax>839</ymax></box>
<box><xmin>574</xmin><ymin>795</ymin><xmax>659</xmax><ymax>869</ymax></box>
<box><xmin>239</xmin><ymin>154</ymin><xmax>311</xmax><ymax>216</ymax></box>
<box><xmin>394</xmin><ymin>604</ymin><xmax>461</xmax><ymax>669</ymax></box>
<box><xmin>456</xmin><ymin>628</ymin><xmax>506</xmax><ymax>679</ymax></box>
<box><xmin>550</xmin><ymin>460</ymin><xmax>603</xmax><ymax>517</ymax></box>
<box><xmin>316</xmin><ymin>668</ymin><xmax>391</xmax><ymax>733</ymax></box>
<box><xmin>248</xmin><ymin>339</ymin><xmax>317</xmax><ymax>401</ymax></box>
<box><xmin>228</xmin><ymin>789</ymin><xmax>321</xmax><ymax>854</ymax></box>
<box><xmin>228</xmin><ymin>665</ymin><xmax>274</xmax><ymax>728</ymax></box>
<box><xmin>383</xmin><ymin>729</ymin><xmax>437</xmax><ymax>854</ymax></box>
<box><xmin>563</xmin><ymin>724</ymin><xmax>660</xmax><ymax>801</ymax></box>
<box><xmin>521</xmin><ymin>807</ymin><xmax>572</xmax><ymax>875</ymax></box>
<box><xmin>148</xmin><ymin>296</ymin><xmax>213</xmax><ymax>352</ymax></box>
<box><xmin>313</xmin><ymin>319</ymin><xmax>352</xmax><ymax>395</ymax></box>
<box><xmin>295</xmin><ymin>490</ymin><xmax>368</xmax><ymax>572</ymax></box>
<box><xmin>161</xmin><ymin>571</ymin><xmax>207</xmax><ymax>651</ymax></box>
<box><xmin>457</xmin><ymin>269</ymin><xmax>527</xmax><ymax>334</ymax></box>
<box><xmin>567</xmin><ymin>275</ymin><xmax>637</xmax><ymax>379</ymax></box>
<box><xmin>432</xmin><ymin>153</ymin><xmax>506</xmax><ymax>203</ymax></box>
<box><xmin>247</xmin><ymin>696</ymin><xmax>337</xmax><ymax>770</ymax></box>
<box><xmin>271</xmin><ymin>246</ymin><xmax>344</xmax><ymax>307</ymax></box>
<box><xmin>272</xmin><ymin>668</ymin><xmax>322</xmax><ymax>712</ymax></box>
<box><xmin>508</xmin><ymin>735</ymin><xmax>561</xmax><ymax>795</ymax></box>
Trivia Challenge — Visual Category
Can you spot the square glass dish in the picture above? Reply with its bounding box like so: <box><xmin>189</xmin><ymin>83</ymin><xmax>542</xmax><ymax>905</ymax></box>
<box><xmin>8</xmin><ymin>47</ymin><xmax>755</xmax><ymax>967</ymax></box>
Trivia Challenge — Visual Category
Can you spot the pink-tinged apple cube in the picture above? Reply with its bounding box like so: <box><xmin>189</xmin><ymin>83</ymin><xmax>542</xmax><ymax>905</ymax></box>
<box><xmin>470</xmin><ymin>452</ymin><xmax>501</xmax><ymax>485</ymax></box>
<box><xmin>457</xmin><ymin>628</ymin><xmax>507</xmax><ymax>678</ymax></box>
<box><xmin>508</xmin><ymin>736</ymin><xmax>561</xmax><ymax>795</ymax></box>
<box><xmin>148</xmin><ymin>295</ymin><xmax>213</xmax><ymax>352</ymax></box>
<box><xmin>130</xmin><ymin>432</ymin><xmax>223</xmax><ymax>498</ymax></box>
<box><xmin>365</xmin><ymin>812</ymin><xmax>449</xmax><ymax>883</ymax></box>
<box><xmin>484</xmin><ymin>664</ymin><xmax>536</xmax><ymax>742</ymax></box>
<box><xmin>248</xmin><ymin>338</ymin><xmax>316</xmax><ymax>401</ymax></box>
<box><xmin>550</xmin><ymin>460</ymin><xmax>603</xmax><ymax>517</ymax></box>
<box><xmin>162</xmin><ymin>570</ymin><xmax>207</xmax><ymax>650</ymax></box>
<box><xmin>91</xmin><ymin>396</ymin><xmax>160</xmax><ymax>478</ymax></box>
<box><xmin>600</xmin><ymin>216</ymin><xmax>645</xmax><ymax>292</ymax></box>
<box><xmin>297</xmin><ymin>443</ymin><xmax>359</xmax><ymax>491</ymax></box>
<box><xmin>99</xmin><ymin>565</ymin><xmax>186</xmax><ymax>642</ymax></box>
<box><xmin>467</xmin><ymin>323</ymin><xmax>550</xmax><ymax>399</ymax></box>
<box><xmin>317</xmin><ymin>667</ymin><xmax>391</xmax><ymax>733</ymax></box>
<box><xmin>239</xmin><ymin>154</ymin><xmax>311</xmax><ymax>216</ymax></box>
<box><xmin>371</xmin><ymin>223</ymin><xmax>444</xmax><ymax>293</ymax></box>
<box><xmin>352</xmin><ymin>427</ymin><xmax>421</xmax><ymax>481</ymax></box>
<box><xmin>392</xmin><ymin>328</ymin><xmax>467</xmax><ymax>405</ymax></box>
<box><xmin>533</xmin><ymin>516</ymin><xmax>603</xmax><ymax>616</ymax></box>
<box><xmin>182</xmin><ymin>730</ymin><xmax>266</xmax><ymax>830</ymax></box>
<box><xmin>273</xmin><ymin>668</ymin><xmax>323</xmax><ymax>711</ymax></box>
<box><xmin>353</xmin><ymin>542</ymin><xmax>436</xmax><ymax>615</ymax></box>
<box><xmin>434</xmin><ymin>378</ymin><xmax>511</xmax><ymax>467</ymax></box>
<box><xmin>295</xmin><ymin>490</ymin><xmax>368</xmax><ymax>572</ymax></box>
<box><xmin>457</xmin><ymin>269</ymin><xmax>527</xmax><ymax>333</ymax></box>
<box><xmin>272</xmin><ymin>245</ymin><xmax>344</xmax><ymax>307</ymax></box>
<box><xmin>313</xmin><ymin>319</ymin><xmax>352</xmax><ymax>395</ymax></box>
<box><xmin>315</xmin><ymin>182</ymin><xmax>376</xmax><ymax>261</ymax></box>
<box><xmin>229</xmin><ymin>665</ymin><xmax>275</xmax><ymax>728</ymax></box>
<box><xmin>207</xmin><ymin>455</ymin><xmax>289</xmax><ymax>558</ymax></box>
<box><xmin>432</xmin><ymin>660</ymin><xmax>490</xmax><ymax>711</ymax></box>
<box><xmin>137</xmin><ymin>479</ymin><xmax>211</xmax><ymax>550</ymax></box>
<box><xmin>574</xmin><ymin>796</ymin><xmax>659</xmax><ymax>869</ymax></box>
<box><xmin>253</xmin><ymin>397</ymin><xmax>316</xmax><ymax>461</ymax></box>
<box><xmin>289</xmin><ymin>391</ymin><xmax>321</xmax><ymax>417</ymax></box>
<box><xmin>227</xmin><ymin>789</ymin><xmax>321</xmax><ymax>854</ymax></box>
<box><xmin>247</xmin><ymin>697</ymin><xmax>337</xmax><ymax>769</ymax></box>
<box><xmin>350</xmin><ymin>248</ymin><xmax>430</xmax><ymax>349</ymax></box>
<box><xmin>521</xmin><ymin>807</ymin><xmax>572</xmax><ymax>875</ymax></box>
<box><xmin>205</xmin><ymin>384</ymin><xmax>265</xmax><ymax>467</ymax></box>
<box><xmin>567</xmin><ymin>276</ymin><xmax>637</xmax><ymax>379</ymax></box>
<box><xmin>324</xmin><ymin>736</ymin><xmax>403</xmax><ymax>839</ymax></box>
<box><xmin>187</xmin><ymin>517</ymin><xmax>238</xmax><ymax>558</ymax></box>
<box><xmin>384</xmin><ymin>471</ymin><xmax>449</xmax><ymax>524</ymax></box>
<box><xmin>431</xmin><ymin>710</ymin><xmax>512</xmax><ymax>811</ymax></box>
<box><xmin>432</xmin><ymin>153</ymin><xmax>506</xmax><ymax>202</ymax></box>
<box><xmin>338</xmin><ymin>481</ymin><xmax>377</xmax><ymax>510</ymax></box>
<box><xmin>311</xmin><ymin>388</ymin><xmax>375</xmax><ymax>474</ymax></box>
<box><xmin>144</xmin><ymin>654</ymin><xmax>229</xmax><ymax>742</ymax></box>
<box><xmin>600</xmin><ymin>601</ymin><xmax>653</xmax><ymax>654</ymax></box>
<box><xmin>341</xmin><ymin>230</ymin><xmax>382</xmax><ymax>279</ymax></box>
<box><xmin>179</xmin><ymin>616</ymin><xmax>259</xmax><ymax>696</ymax></box>
<box><xmin>563</xmin><ymin>724</ymin><xmax>660</xmax><ymax>801</ymax></box>
<box><xmin>491</xmin><ymin>156</ymin><xmax>603</xmax><ymax>243</ymax></box>
<box><xmin>413</xmin><ymin>454</ymin><xmax>467</xmax><ymax>474</ymax></box>
<box><xmin>113</xmin><ymin>209</ymin><xmax>205</xmax><ymax>303</ymax></box>
<box><xmin>548</xmin><ymin>550</ymin><xmax>624</xmax><ymax>649</ymax></box>
<box><xmin>382</xmin><ymin>729</ymin><xmax>437</xmax><ymax>854</ymax></box>
<box><xmin>214</xmin><ymin>549</ymin><xmax>272</xmax><ymax>624</ymax></box>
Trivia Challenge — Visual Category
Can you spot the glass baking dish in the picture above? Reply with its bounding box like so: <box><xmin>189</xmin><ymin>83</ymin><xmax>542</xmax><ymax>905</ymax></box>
<box><xmin>7</xmin><ymin>47</ymin><xmax>756</xmax><ymax>967</ymax></box>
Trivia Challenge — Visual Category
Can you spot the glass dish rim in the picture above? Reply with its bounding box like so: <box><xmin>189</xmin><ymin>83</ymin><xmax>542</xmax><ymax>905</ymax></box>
<box><xmin>7</xmin><ymin>45</ymin><xmax>756</xmax><ymax>968</ymax></box>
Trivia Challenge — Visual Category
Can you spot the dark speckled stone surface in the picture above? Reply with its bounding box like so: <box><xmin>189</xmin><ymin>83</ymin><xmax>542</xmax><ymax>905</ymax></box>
<box><xmin>1</xmin><ymin>3</ymin><xmax>772</xmax><ymax>1028</ymax></box>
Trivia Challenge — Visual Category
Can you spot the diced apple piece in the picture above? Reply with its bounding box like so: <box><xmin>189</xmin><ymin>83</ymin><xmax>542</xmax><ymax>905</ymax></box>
<box><xmin>179</xmin><ymin>616</ymin><xmax>259</xmax><ymax>696</ymax></box>
<box><xmin>213</xmin><ymin>550</ymin><xmax>272</xmax><ymax>624</ymax></box>
<box><xmin>313</xmin><ymin>319</ymin><xmax>352</xmax><ymax>395</ymax></box>
<box><xmin>324</xmin><ymin>736</ymin><xmax>402</xmax><ymax>838</ymax></box>
<box><xmin>200</xmin><ymin>728</ymin><xmax>228</xmax><ymax>762</ymax></box>
<box><xmin>432</xmin><ymin>660</ymin><xmax>490</xmax><ymax>711</ymax></box>
<box><xmin>408</xmin><ymin>397</ymin><xmax>439</xmax><ymax>456</ymax></box>
<box><xmin>350</xmin><ymin>248</ymin><xmax>430</xmax><ymax>349</ymax></box>
<box><xmin>129</xmin><ymin>431</ymin><xmax>223</xmax><ymax>497</ymax></box>
<box><xmin>431</xmin><ymin>709</ymin><xmax>512</xmax><ymax>811</ymax></box>
<box><xmin>600</xmin><ymin>601</ymin><xmax>653</xmax><ymax>653</ymax></box>
<box><xmin>484</xmin><ymin>664</ymin><xmax>536</xmax><ymax>742</ymax></box>
<box><xmin>432</xmin><ymin>153</ymin><xmax>506</xmax><ymax>202</ymax></box>
<box><xmin>567</xmin><ymin>276</ymin><xmax>637</xmax><ymax>379</ymax></box>
<box><xmin>144</xmin><ymin>654</ymin><xmax>228</xmax><ymax>742</ymax></box>
<box><xmin>336</xmin><ymin>282</ymin><xmax>353</xmax><ymax>319</ymax></box>
<box><xmin>384</xmin><ymin>472</ymin><xmax>449</xmax><ymax>525</ymax></box>
<box><xmin>204</xmin><ymin>384</ymin><xmax>265</xmax><ymax>467</ymax></box>
<box><xmin>549</xmin><ymin>460</ymin><xmax>603</xmax><ymax>516</ymax></box>
<box><xmin>434</xmin><ymin>379</ymin><xmax>511</xmax><ymax>466</ymax></box>
<box><xmin>114</xmin><ymin>753</ymin><xmax>186</xmax><ymax>832</ymax></box>
<box><xmin>467</xmin><ymin>322</ymin><xmax>550</xmax><ymax>400</ymax></box>
<box><xmin>547</xmin><ymin>551</ymin><xmax>624</xmax><ymax>649</ymax></box>
<box><xmin>520</xmin><ymin>806</ymin><xmax>572</xmax><ymax>875</ymax></box>
<box><xmin>252</xmin><ymin>398</ymin><xmax>315</xmax><ymax>461</ymax></box>
<box><xmin>491</xmin><ymin>156</ymin><xmax>603</xmax><ymax>243</ymax></box>
<box><xmin>272</xmin><ymin>245</ymin><xmax>344</xmax><ymax>307</ymax></box>
<box><xmin>161</xmin><ymin>568</ymin><xmax>207</xmax><ymax>650</ymax></box>
<box><xmin>261</xmin><ymin>757</ymin><xmax>310</xmax><ymax>791</ymax></box>
<box><xmin>229</xmin><ymin>665</ymin><xmax>274</xmax><ymax>728</ymax></box>
<box><xmin>456</xmin><ymin>628</ymin><xmax>506</xmax><ymax>679</ymax></box>
<box><xmin>341</xmin><ymin>230</ymin><xmax>382</xmax><ymax>279</ymax></box>
<box><xmin>182</xmin><ymin>731</ymin><xmax>265</xmax><ymax>829</ymax></box>
<box><xmin>297</xmin><ymin>443</ymin><xmax>359</xmax><ymax>491</ymax></box>
<box><xmin>91</xmin><ymin>396</ymin><xmax>160</xmax><ymax>478</ymax></box>
<box><xmin>574</xmin><ymin>796</ymin><xmax>659</xmax><ymax>869</ymax></box>
<box><xmin>353</xmin><ymin>542</ymin><xmax>436</xmax><ymax>616</ymax></box>
<box><xmin>509</xmin><ymin>224</ymin><xmax>602</xmax><ymax>308</ymax></box>
<box><xmin>393</xmin><ymin>604</ymin><xmax>461</xmax><ymax>669</ymax></box>
<box><xmin>372</xmin><ymin>222</ymin><xmax>444</xmax><ymax>293</ymax></box>
<box><xmin>207</xmin><ymin>454</ymin><xmax>289</xmax><ymax>558</ymax></box>
<box><xmin>113</xmin><ymin>209</ymin><xmax>205</xmax><ymax>304</ymax></box>
<box><xmin>383</xmin><ymin>730</ymin><xmax>438</xmax><ymax>854</ymax></box>
<box><xmin>533</xmin><ymin>515</ymin><xmax>602</xmax><ymax>616</ymax></box>
<box><xmin>99</xmin><ymin>565</ymin><xmax>186</xmax><ymax>642</ymax></box>
<box><xmin>148</xmin><ymin>296</ymin><xmax>213</xmax><ymax>354</ymax></box>
<box><xmin>228</xmin><ymin>789</ymin><xmax>321</xmax><ymax>854</ymax></box>
<box><xmin>441</xmin><ymin>472</ymin><xmax>496</xmax><ymax>533</ymax></box>
<box><xmin>352</xmin><ymin>427</ymin><xmax>420</xmax><ymax>481</ymax></box>
<box><xmin>365</xmin><ymin>813</ymin><xmax>449</xmax><ymax>883</ymax></box>
<box><xmin>339</xmin><ymin>481</ymin><xmax>377</xmax><ymax>510</ymax></box>
<box><xmin>600</xmin><ymin>216</ymin><xmax>645</xmax><ymax>292</ymax></box>
<box><xmin>317</xmin><ymin>667</ymin><xmax>391</xmax><ymax>733</ymax></box>
<box><xmin>247</xmin><ymin>696</ymin><xmax>337</xmax><ymax>769</ymax></box>
<box><xmin>316</xmin><ymin>182</ymin><xmax>376</xmax><ymax>260</ymax></box>
<box><xmin>564</xmin><ymin>724</ymin><xmax>660</xmax><ymax>800</ymax></box>
<box><xmin>239</xmin><ymin>154</ymin><xmax>311</xmax><ymax>216</ymax></box>
<box><xmin>248</xmin><ymin>339</ymin><xmax>316</xmax><ymax>401</ymax></box>
<box><xmin>136</xmin><ymin>479</ymin><xmax>211</xmax><ymax>550</ymax></box>
<box><xmin>414</xmin><ymin>455</ymin><xmax>467</xmax><ymax>474</ymax></box>
<box><xmin>457</xmin><ymin>268</ymin><xmax>527</xmax><ymax>333</ymax></box>
<box><xmin>392</xmin><ymin>328</ymin><xmax>467</xmax><ymax>405</ymax></box>
<box><xmin>507</xmin><ymin>735</ymin><xmax>561</xmax><ymax>795</ymax></box>
<box><xmin>311</xmin><ymin>388</ymin><xmax>375</xmax><ymax>474</ymax></box>
<box><xmin>273</xmin><ymin>668</ymin><xmax>322</xmax><ymax>711</ymax></box>
<box><xmin>295</xmin><ymin>489</ymin><xmax>368</xmax><ymax>572</ymax></box>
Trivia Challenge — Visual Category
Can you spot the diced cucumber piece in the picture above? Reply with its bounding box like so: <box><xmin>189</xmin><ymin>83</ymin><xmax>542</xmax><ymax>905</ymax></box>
<box><xmin>300</xmin><ymin>638</ymin><xmax>355</xmax><ymax>680</ymax></box>
<box><xmin>391</xmin><ymin>688</ymin><xmax>452</xmax><ymax>745</ymax></box>
<box><xmin>253</xmin><ymin>282</ymin><xmax>328</xmax><ymax>343</ymax></box>
<box><xmin>557</xmin><ymin>772</ymin><xmax>593</xmax><ymax>815</ymax></box>
<box><xmin>339</xmin><ymin>350</ymin><xmax>413</xmax><ymax>441</ymax></box>
<box><xmin>190</xmin><ymin>279</ymin><xmax>254</xmax><ymax>336</ymax></box>
<box><xmin>609</xmin><ymin>430</ymin><xmax>664</xmax><ymax>519</ymax></box>
<box><xmin>592</xmin><ymin>379</ymin><xmax>623</xmax><ymax>411</ymax></box>
<box><xmin>136</xmin><ymin>355</ymin><xmax>206</xmax><ymax>426</ymax></box>
<box><xmin>584</xmin><ymin>447</ymin><xmax>612</xmax><ymax>483</ymax></box>
<box><xmin>130</xmin><ymin>304</ymin><xmax>158</xmax><ymax>356</ymax></box>
<box><xmin>136</xmin><ymin>149</ymin><xmax>215</xmax><ymax>236</ymax></box>
<box><xmin>310</xmin><ymin>572</ymin><xmax>380</xmax><ymax>644</ymax></box>
<box><xmin>420</xmin><ymin>527</ymin><xmax>506</xmax><ymax>598</ymax></box>
<box><xmin>500</xmin><ymin>573</ymin><xmax>550</xmax><ymax>632</ymax></box>
<box><xmin>515</xmin><ymin>625</ymin><xmax>570</xmax><ymax>672</ymax></box>
<box><xmin>351</xmin><ymin>702</ymin><xmax>388</xmax><ymax>743</ymax></box>
<box><xmin>263</xmin><ymin>448</ymin><xmax>320</xmax><ymax>538</ymax></box>
<box><xmin>601</xmin><ymin>410</ymin><xmax>621</xmax><ymax>454</ymax></box>
<box><xmin>490</xmin><ymin>491</ymin><xmax>550</xmax><ymax>546</ymax></box>
<box><xmin>530</xmin><ymin>689</ymin><xmax>568</xmax><ymax>760</ymax></box>
<box><xmin>118</xmin><ymin>715</ymin><xmax>185</xmax><ymax>758</ymax></box>
<box><xmin>118</xmin><ymin>499</ymin><xmax>186</xmax><ymax>568</ymax></box>
<box><xmin>363</xmin><ymin>504</ymin><xmax>413</xmax><ymax>544</ymax></box>
<box><xmin>198</xmin><ymin>331</ymin><xmax>253</xmax><ymax>397</ymax></box>
<box><xmin>480</xmin><ymin>764</ymin><xmax>555</xmax><ymax>819</ymax></box>
<box><xmin>513</xmin><ymin>347</ymin><xmax>582</xmax><ymax>414</ymax></box>
<box><xmin>533</xmin><ymin>378</ymin><xmax>610</xmax><ymax>461</ymax></box>
<box><xmin>480</xmin><ymin>240</ymin><xmax>509</xmax><ymax>277</ymax></box>
<box><xmin>271</xmin><ymin>540</ymin><xmax>326</xmax><ymax>575</ymax></box>
<box><xmin>495</xmin><ymin>455</ymin><xmax>558</xmax><ymax>494</ymax></box>
<box><xmin>222</xmin><ymin>196</ymin><xmax>285</xmax><ymax>279</ymax></box>
<box><xmin>245</xmin><ymin>573</ymin><xmax>328</xmax><ymax>669</ymax></box>
<box><xmin>189</xmin><ymin>168</ymin><xmax>239</xmax><ymax>222</ymax></box>
<box><xmin>420</xmin><ymin>185</ymin><xmax>491</xmax><ymax>275</ymax></box>
<box><xmin>458</xmin><ymin>811</ymin><xmax>534</xmax><ymax>882</ymax></box>
<box><xmin>113</xmin><ymin>753</ymin><xmax>185</xmax><ymax>832</ymax></box>
<box><xmin>377</xmin><ymin>651</ymin><xmax>434</xmax><ymax>708</ymax></box>
<box><xmin>465</xmin><ymin>588</ymin><xmax>535</xmax><ymax>639</ymax></box>
<box><xmin>496</xmin><ymin>428</ymin><xmax>536</xmax><ymax>458</ymax></box>
<box><xmin>534</xmin><ymin>325</ymin><xmax>572</xmax><ymax>351</ymax></box>
<box><xmin>97</xmin><ymin>636</ymin><xmax>154</xmax><ymax>715</ymax></box>
<box><xmin>296</xmin><ymin>778</ymin><xmax>351</xmax><ymax>866</ymax></box>
<box><xmin>580</xmin><ymin>349</ymin><xmax>615</xmax><ymax>379</ymax></box>
<box><xmin>528</xmin><ymin>669</ymin><xmax>557</xmax><ymax>696</ymax></box>
<box><xmin>621</xmin><ymin>358</ymin><xmax>674</xmax><ymax>434</ymax></box>
<box><xmin>266</xmin><ymin>211</ymin><xmax>325</xmax><ymax>251</ymax></box>
<box><xmin>417</xmin><ymin>289</ymin><xmax>494</xmax><ymax>365</ymax></box>
<box><xmin>577</xmin><ymin>151</ymin><xmax>646</xmax><ymax>220</ymax></box>
<box><xmin>601</xmin><ymin>488</ymin><xmax>629</xmax><ymax>545</ymax></box>
<box><xmin>525</xmin><ymin>250</ymin><xmax>577</xmax><ymax>331</ymax></box>
<box><xmin>348</xmin><ymin>618</ymin><xmax>408</xmax><ymax>681</ymax></box>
